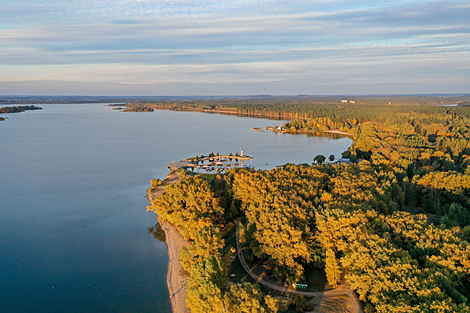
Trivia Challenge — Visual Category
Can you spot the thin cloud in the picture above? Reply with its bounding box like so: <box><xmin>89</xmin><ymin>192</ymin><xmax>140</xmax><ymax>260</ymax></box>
<box><xmin>0</xmin><ymin>0</ymin><xmax>468</xmax><ymax>95</ymax></box>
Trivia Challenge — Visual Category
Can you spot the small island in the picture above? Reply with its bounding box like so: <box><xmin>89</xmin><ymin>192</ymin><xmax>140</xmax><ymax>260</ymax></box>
<box><xmin>0</xmin><ymin>105</ymin><xmax>42</xmax><ymax>114</ymax></box>
<box><xmin>121</xmin><ymin>107</ymin><xmax>154</xmax><ymax>112</ymax></box>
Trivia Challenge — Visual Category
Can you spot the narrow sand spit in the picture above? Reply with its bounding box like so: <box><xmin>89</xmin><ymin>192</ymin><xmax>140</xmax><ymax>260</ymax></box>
<box><xmin>147</xmin><ymin>171</ymin><xmax>190</xmax><ymax>313</ymax></box>
<box><xmin>326</xmin><ymin>130</ymin><xmax>353</xmax><ymax>136</ymax></box>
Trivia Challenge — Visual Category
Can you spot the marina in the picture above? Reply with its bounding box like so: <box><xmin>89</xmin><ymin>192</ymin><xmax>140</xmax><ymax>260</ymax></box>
<box><xmin>168</xmin><ymin>153</ymin><xmax>254</xmax><ymax>174</ymax></box>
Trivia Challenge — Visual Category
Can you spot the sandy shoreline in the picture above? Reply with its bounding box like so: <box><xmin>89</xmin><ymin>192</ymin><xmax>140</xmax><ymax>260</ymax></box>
<box><xmin>147</xmin><ymin>171</ymin><xmax>190</xmax><ymax>313</ymax></box>
<box><xmin>158</xmin><ymin>218</ymin><xmax>190</xmax><ymax>313</ymax></box>
<box><xmin>326</xmin><ymin>129</ymin><xmax>353</xmax><ymax>136</ymax></box>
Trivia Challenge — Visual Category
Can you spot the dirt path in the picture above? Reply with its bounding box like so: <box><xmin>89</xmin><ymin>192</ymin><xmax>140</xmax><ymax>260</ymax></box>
<box><xmin>235</xmin><ymin>224</ymin><xmax>363</xmax><ymax>313</ymax></box>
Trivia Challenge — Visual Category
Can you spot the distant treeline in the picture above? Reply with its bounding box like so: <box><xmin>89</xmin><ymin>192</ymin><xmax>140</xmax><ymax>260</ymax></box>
<box><xmin>0</xmin><ymin>95</ymin><xmax>249</xmax><ymax>105</ymax></box>
<box><xmin>0</xmin><ymin>96</ymin><xmax>129</xmax><ymax>105</ymax></box>
<box><xmin>0</xmin><ymin>105</ymin><xmax>42</xmax><ymax>114</ymax></box>
<box><xmin>1</xmin><ymin>95</ymin><xmax>469</xmax><ymax>107</ymax></box>
<box><xmin>126</xmin><ymin>95</ymin><xmax>470</xmax><ymax>120</ymax></box>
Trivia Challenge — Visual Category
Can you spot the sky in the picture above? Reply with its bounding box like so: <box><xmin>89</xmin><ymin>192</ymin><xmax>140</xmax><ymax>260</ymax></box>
<box><xmin>0</xmin><ymin>0</ymin><xmax>469</xmax><ymax>96</ymax></box>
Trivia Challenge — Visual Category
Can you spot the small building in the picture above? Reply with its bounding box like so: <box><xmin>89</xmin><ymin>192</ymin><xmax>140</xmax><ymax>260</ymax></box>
<box><xmin>350</xmin><ymin>100</ymin><xmax>356</xmax><ymax>103</ymax></box>
<box><xmin>341</xmin><ymin>100</ymin><xmax>348</xmax><ymax>103</ymax></box>
<box><xmin>339</xmin><ymin>158</ymin><xmax>351</xmax><ymax>164</ymax></box>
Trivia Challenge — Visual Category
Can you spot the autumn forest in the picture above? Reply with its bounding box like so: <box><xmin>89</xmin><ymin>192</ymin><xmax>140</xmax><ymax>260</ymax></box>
<box><xmin>146</xmin><ymin>98</ymin><xmax>470</xmax><ymax>313</ymax></box>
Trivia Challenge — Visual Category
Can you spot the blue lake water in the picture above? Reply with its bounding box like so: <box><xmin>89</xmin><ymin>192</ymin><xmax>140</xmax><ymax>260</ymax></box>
<box><xmin>0</xmin><ymin>104</ymin><xmax>351</xmax><ymax>312</ymax></box>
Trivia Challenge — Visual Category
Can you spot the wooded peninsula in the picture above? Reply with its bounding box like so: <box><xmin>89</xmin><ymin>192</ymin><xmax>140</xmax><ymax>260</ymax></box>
<box><xmin>146</xmin><ymin>97</ymin><xmax>470</xmax><ymax>313</ymax></box>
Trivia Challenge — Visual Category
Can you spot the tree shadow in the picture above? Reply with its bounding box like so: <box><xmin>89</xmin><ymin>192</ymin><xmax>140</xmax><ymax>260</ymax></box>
<box><xmin>148</xmin><ymin>222</ymin><xmax>166</xmax><ymax>242</ymax></box>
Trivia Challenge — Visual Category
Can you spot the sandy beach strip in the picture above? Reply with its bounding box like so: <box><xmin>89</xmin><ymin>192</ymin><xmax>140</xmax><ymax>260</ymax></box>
<box><xmin>326</xmin><ymin>129</ymin><xmax>353</xmax><ymax>136</ymax></box>
<box><xmin>148</xmin><ymin>171</ymin><xmax>190</xmax><ymax>313</ymax></box>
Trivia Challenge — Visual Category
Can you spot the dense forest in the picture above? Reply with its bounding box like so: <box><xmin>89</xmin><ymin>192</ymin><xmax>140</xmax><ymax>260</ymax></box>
<box><xmin>147</xmin><ymin>100</ymin><xmax>470</xmax><ymax>312</ymax></box>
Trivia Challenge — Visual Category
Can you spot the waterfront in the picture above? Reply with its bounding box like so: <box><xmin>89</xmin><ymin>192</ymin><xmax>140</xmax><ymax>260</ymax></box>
<box><xmin>0</xmin><ymin>104</ymin><xmax>351</xmax><ymax>312</ymax></box>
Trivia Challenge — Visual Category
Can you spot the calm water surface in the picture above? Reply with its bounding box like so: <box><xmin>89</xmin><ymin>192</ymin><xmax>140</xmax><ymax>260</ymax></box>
<box><xmin>0</xmin><ymin>104</ymin><xmax>351</xmax><ymax>312</ymax></box>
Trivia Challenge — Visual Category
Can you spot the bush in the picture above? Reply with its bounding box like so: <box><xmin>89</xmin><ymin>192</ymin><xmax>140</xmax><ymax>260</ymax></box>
<box><xmin>288</xmin><ymin>295</ymin><xmax>312</xmax><ymax>312</ymax></box>
<box><xmin>151</xmin><ymin>179</ymin><xmax>161</xmax><ymax>187</ymax></box>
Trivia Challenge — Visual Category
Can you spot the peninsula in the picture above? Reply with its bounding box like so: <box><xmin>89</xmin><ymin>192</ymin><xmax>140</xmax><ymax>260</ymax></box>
<box><xmin>168</xmin><ymin>152</ymin><xmax>253</xmax><ymax>174</ymax></box>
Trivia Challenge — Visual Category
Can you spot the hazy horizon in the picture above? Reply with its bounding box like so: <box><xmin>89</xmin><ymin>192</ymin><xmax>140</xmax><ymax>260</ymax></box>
<box><xmin>1</xmin><ymin>0</ymin><xmax>469</xmax><ymax>96</ymax></box>
<box><xmin>1</xmin><ymin>94</ymin><xmax>470</xmax><ymax>99</ymax></box>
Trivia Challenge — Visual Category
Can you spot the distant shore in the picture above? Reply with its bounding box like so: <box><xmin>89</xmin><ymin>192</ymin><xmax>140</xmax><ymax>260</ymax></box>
<box><xmin>147</xmin><ymin>171</ymin><xmax>189</xmax><ymax>313</ymax></box>
<box><xmin>268</xmin><ymin>127</ymin><xmax>353</xmax><ymax>138</ymax></box>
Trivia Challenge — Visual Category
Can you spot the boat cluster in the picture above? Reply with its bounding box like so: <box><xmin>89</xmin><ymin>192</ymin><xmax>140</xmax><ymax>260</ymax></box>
<box><xmin>187</xmin><ymin>158</ymin><xmax>253</xmax><ymax>173</ymax></box>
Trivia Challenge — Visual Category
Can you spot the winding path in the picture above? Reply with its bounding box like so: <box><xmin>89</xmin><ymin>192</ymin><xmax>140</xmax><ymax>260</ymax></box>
<box><xmin>235</xmin><ymin>223</ymin><xmax>363</xmax><ymax>312</ymax></box>
<box><xmin>235</xmin><ymin>223</ymin><xmax>319</xmax><ymax>296</ymax></box>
